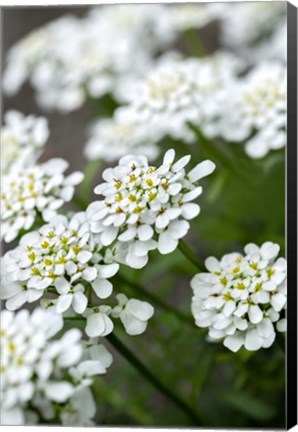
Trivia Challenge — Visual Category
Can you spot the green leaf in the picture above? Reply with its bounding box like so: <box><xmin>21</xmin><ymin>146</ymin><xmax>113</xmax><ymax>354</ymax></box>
<box><xmin>220</xmin><ymin>390</ymin><xmax>275</xmax><ymax>421</ymax></box>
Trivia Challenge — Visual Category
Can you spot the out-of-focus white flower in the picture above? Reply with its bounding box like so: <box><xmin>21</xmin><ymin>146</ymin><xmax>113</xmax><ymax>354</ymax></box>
<box><xmin>2</xmin><ymin>5</ymin><xmax>177</xmax><ymax>112</ymax></box>
<box><xmin>0</xmin><ymin>308</ymin><xmax>110</xmax><ymax>425</ymax></box>
<box><xmin>112</xmin><ymin>293</ymin><xmax>154</xmax><ymax>335</ymax></box>
<box><xmin>121</xmin><ymin>52</ymin><xmax>241</xmax><ymax>143</ymax></box>
<box><xmin>87</xmin><ymin>149</ymin><xmax>215</xmax><ymax>269</ymax></box>
<box><xmin>191</xmin><ymin>242</ymin><xmax>287</xmax><ymax>352</ymax></box>
<box><xmin>1</xmin><ymin>159</ymin><xmax>83</xmax><ymax>242</ymax></box>
<box><xmin>168</xmin><ymin>3</ymin><xmax>217</xmax><ymax>32</ymax></box>
<box><xmin>216</xmin><ymin>2</ymin><xmax>286</xmax><ymax>53</ymax></box>
<box><xmin>203</xmin><ymin>62</ymin><xmax>286</xmax><ymax>158</ymax></box>
<box><xmin>1</xmin><ymin>212</ymin><xmax>119</xmax><ymax>314</ymax></box>
<box><xmin>84</xmin><ymin>108</ymin><xmax>160</xmax><ymax>163</ymax></box>
<box><xmin>1</xmin><ymin>110</ymin><xmax>49</xmax><ymax>175</ymax></box>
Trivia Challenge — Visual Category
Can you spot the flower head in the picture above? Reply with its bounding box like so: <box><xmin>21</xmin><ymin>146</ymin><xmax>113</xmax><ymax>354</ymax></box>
<box><xmin>191</xmin><ymin>242</ymin><xmax>287</xmax><ymax>352</ymax></box>
<box><xmin>84</xmin><ymin>109</ymin><xmax>160</xmax><ymax>163</ymax></box>
<box><xmin>122</xmin><ymin>53</ymin><xmax>241</xmax><ymax>143</ymax></box>
<box><xmin>0</xmin><ymin>308</ymin><xmax>110</xmax><ymax>425</ymax></box>
<box><xmin>87</xmin><ymin>149</ymin><xmax>215</xmax><ymax>268</ymax></box>
<box><xmin>1</xmin><ymin>159</ymin><xmax>83</xmax><ymax>242</ymax></box>
<box><xmin>203</xmin><ymin>62</ymin><xmax>286</xmax><ymax>158</ymax></box>
<box><xmin>1</xmin><ymin>110</ymin><xmax>49</xmax><ymax>175</ymax></box>
<box><xmin>1</xmin><ymin>212</ymin><xmax>119</xmax><ymax>314</ymax></box>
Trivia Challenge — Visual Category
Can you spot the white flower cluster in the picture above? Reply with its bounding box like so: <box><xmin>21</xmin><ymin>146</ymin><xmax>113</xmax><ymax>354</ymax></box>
<box><xmin>203</xmin><ymin>62</ymin><xmax>286</xmax><ymax>158</ymax></box>
<box><xmin>2</xmin><ymin>5</ymin><xmax>177</xmax><ymax>112</ymax></box>
<box><xmin>191</xmin><ymin>242</ymin><xmax>287</xmax><ymax>352</ymax></box>
<box><xmin>87</xmin><ymin>149</ymin><xmax>215</xmax><ymax>269</ymax></box>
<box><xmin>119</xmin><ymin>53</ymin><xmax>241</xmax><ymax>144</ymax></box>
<box><xmin>1</xmin><ymin>308</ymin><xmax>112</xmax><ymax>426</ymax></box>
<box><xmin>1</xmin><ymin>159</ymin><xmax>83</xmax><ymax>242</ymax></box>
<box><xmin>166</xmin><ymin>4</ymin><xmax>218</xmax><ymax>32</ymax></box>
<box><xmin>84</xmin><ymin>108</ymin><xmax>161</xmax><ymax>163</ymax></box>
<box><xmin>1</xmin><ymin>212</ymin><xmax>154</xmax><ymax>338</ymax></box>
<box><xmin>1</xmin><ymin>110</ymin><xmax>49</xmax><ymax>175</ymax></box>
<box><xmin>216</xmin><ymin>2</ymin><xmax>286</xmax><ymax>53</ymax></box>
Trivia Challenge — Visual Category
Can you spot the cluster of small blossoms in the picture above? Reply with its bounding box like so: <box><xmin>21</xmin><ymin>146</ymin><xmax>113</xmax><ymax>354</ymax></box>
<box><xmin>1</xmin><ymin>212</ymin><xmax>154</xmax><ymax>338</ymax></box>
<box><xmin>1</xmin><ymin>110</ymin><xmax>49</xmax><ymax>175</ymax></box>
<box><xmin>216</xmin><ymin>2</ymin><xmax>286</xmax><ymax>54</ymax></box>
<box><xmin>84</xmin><ymin>293</ymin><xmax>154</xmax><ymax>338</ymax></box>
<box><xmin>166</xmin><ymin>3</ymin><xmax>218</xmax><ymax>32</ymax></box>
<box><xmin>87</xmin><ymin>149</ymin><xmax>215</xmax><ymax>269</ymax></box>
<box><xmin>191</xmin><ymin>242</ymin><xmax>287</xmax><ymax>352</ymax></box>
<box><xmin>0</xmin><ymin>308</ymin><xmax>112</xmax><ymax>426</ymax></box>
<box><xmin>2</xmin><ymin>5</ymin><xmax>177</xmax><ymax>112</ymax></box>
<box><xmin>1</xmin><ymin>159</ymin><xmax>83</xmax><ymax>242</ymax></box>
<box><xmin>84</xmin><ymin>108</ymin><xmax>161</xmax><ymax>163</ymax></box>
<box><xmin>203</xmin><ymin>62</ymin><xmax>286</xmax><ymax>158</ymax></box>
<box><xmin>121</xmin><ymin>53</ymin><xmax>242</xmax><ymax>143</ymax></box>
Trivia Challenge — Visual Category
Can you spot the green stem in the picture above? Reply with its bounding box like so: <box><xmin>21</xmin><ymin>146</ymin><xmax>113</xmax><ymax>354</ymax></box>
<box><xmin>178</xmin><ymin>240</ymin><xmax>205</xmax><ymax>272</ymax></box>
<box><xmin>81</xmin><ymin>160</ymin><xmax>101</xmax><ymax>201</ymax></box>
<box><xmin>116</xmin><ymin>273</ymin><xmax>195</xmax><ymax>327</ymax></box>
<box><xmin>183</xmin><ymin>28</ymin><xmax>206</xmax><ymax>58</ymax></box>
<box><xmin>188</xmin><ymin>123</ymin><xmax>251</xmax><ymax>184</ymax></box>
<box><xmin>107</xmin><ymin>333</ymin><xmax>204</xmax><ymax>426</ymax></box>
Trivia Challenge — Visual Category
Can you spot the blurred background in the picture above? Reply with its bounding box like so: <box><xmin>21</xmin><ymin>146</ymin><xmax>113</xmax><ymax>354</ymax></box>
<box><xmin>1</xmin><ymin>4</ymin><xmax>286</xmax><ymax>428</ymax></box>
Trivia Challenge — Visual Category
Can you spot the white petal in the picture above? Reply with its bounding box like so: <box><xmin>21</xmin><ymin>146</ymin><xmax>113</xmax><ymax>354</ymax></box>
<box><xmin>158</xmin><ymin>232</ymin><xmax>178</xmax><ymax>254</ymax></box>
<box><xmin>276</xmin><ymin>319</ymin><xmax>286</xmax><ymax>332</ymax></box>
<box><xmin>205</xmin><ymin>257</ymin><xmax>221</xmax><ymax>272</ymax></box>
<box><xmin>181</xmin><ymin>203</ymin><xmax>200</xmax><ymax>220</ymax></box>
<box><xmin>85</xmin><ymin>312</ymin><xmax>114</xmax><ymax>337</ymax></box>
<box><xmin>138</xmin><ymin>225</ymin><xmax>154</xmax><ymax>241</ymax></box>
<box><xmin>244</xmin><ymin>329</ymin><xmax>263</xmax><ymax>351</ymax></box>
<box><xmin>77</xmin><ymin>251</ymin><xmax>93</xmax><ymax>264</ymax></box>
<box><xmin>126</xmin><ymin>299</ymin><xmax>154</xmax><ymax>321</ymax></box>
<box><xmin>73</xmin><ymin>291</ymin><xmax>88</xmax><ymax>314</ymax></box>
<box><xmin>97</xmin><ymin>263</ymin><xmax>119</xmax><ymax>279</ymax></box>
<box><xmin>271</xmin><ymin>292</ymin><xmax>286</xmax><ymax>312</ymax></box>
<box><xmin>92</xmin><ymin>279</ymin><xmax>113</xmax><ymax>299</ymax></box>
<box><xmin>163</xmin><ymin>149</ymin><xmax>175</xmax><ymax>165</ymax></box>
<box><xmin>56</xmin><ymin>294</ymin><xmax>73</xmax><ymax>314</ymax></box>
<box><xmin>100</xmin><ymin>227</ymin><xmax>119</xmax><ymax>246</ymax></box>
<box><xmin>55</xmin><ymin>277</ymin><xmax>70</xmax><ymax>295</ymax></box>
<box><xmin>82</xmin><ymin>267</ymin><xmax>97</xmax><ymax>282</ymax></box>
<box><xmin>224</xmin><ymin>333</ymin><xmax>244</xmax><ymax>352</ymax></box>
<box><xmin>248</xmin><ymin>305</ymin><xmax>263</xmax><ymax>324</ymax></box>
<box><xmin>44</xmin><ymin>382</ymin><xmax>74</xmax><ymax>403</ymax></box>
<box><xmin>172</xmin><ymin>155</ymin><xmax>191</xmax><ymax>172</ymax></box>
<box><xmin>188</xmin><ymin>160</ymin><xmax>216</xmax><ymax>182</ymax></box>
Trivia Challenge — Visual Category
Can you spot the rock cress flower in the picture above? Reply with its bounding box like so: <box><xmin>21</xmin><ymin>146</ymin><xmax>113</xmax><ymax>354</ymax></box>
<box><xmin>1</xmin><ymin>159</ymin><xmax>83</xmax><ymax>242</ymax></box>
<box><xmin>87</xmin><ymin>149</ymin><xmax>215</xmax><ymax>268</ymax></box>
<box><xmin>191</xmin><ymin>242</ymin><xmax>287</xmax><ymax>352</ymax></box>
<box><xmin>1</xmin><ymin>212</ymin><xmax>119</xmax><ymax>314</ymax></box>
<box><xmin>1</xmin><ymin>110</ymin><xmax>49</xmax><ymax>175</ymax></box>
<box><xmin>0</xmin><ymin>308</ymin><xmax>110</xmax><ymax>425</ymax></box>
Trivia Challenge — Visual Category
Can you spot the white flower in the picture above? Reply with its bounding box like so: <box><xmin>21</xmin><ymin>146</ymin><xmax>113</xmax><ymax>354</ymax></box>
<box><xmin>84</xmin><ymin>108</ymin><xmax>160</xmax><ymax>163</ymax></box>
<box><xmin>1</xmin><ymin>212</ymin><xmax>119</xmax><ymax>314</ymax></box>
<box><xmin>1</xmin><ymin>159</ymin><xmax>83</xmax><ymax>242</ymax></box>
<box><xmin>2</xmin><ymin>5</ymin><xmax>176</xmax><ymax>112</ymax></box>
<box><xmin>1</xmin><ymin>110</ymin><xmax>48</xmax><ymax>175</ymax></box>
<box><xmin>191</xmin><ymin>242</ymin><xmax>287</xmax><ymax>352</ymax></box>
<box><xmin>217</xmin><ymin>2</ymin><xmax>286</xmax><ymax>53</ymax></box>
<box><xmin>0</xmin><ymin>308</ymin><xmax>110</xmax><ymax>425</ymax></box>
<box><xmin>203</xmin><ymin>62</ymin><xmax>286</xmax><ymax>158</ymax></box>
<box><xmin>85</xmin><ymin>306</ymin><xmax>114</xmax><ymax>338</ymax></box>
<box><xmin>87</xmin><ymin>149</ymin><xmax>215</xmax><ymax>269</ymax></box>
<box><xmin>121</xmin><ymin>52</ymin><xmax>241</xmax><ymax>143</ymax></box>
<box><xmin>168</xmin><ymin>4</ymin><xmax>217</xmax><ymax>32</ymax></box>
<box><xmin>112</xmin><ymin>294</ymin><xmax>154</xmax><ymax>335</ymax></box>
